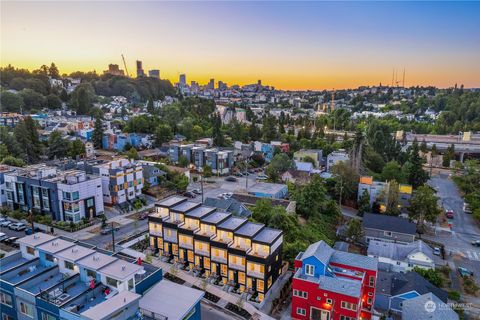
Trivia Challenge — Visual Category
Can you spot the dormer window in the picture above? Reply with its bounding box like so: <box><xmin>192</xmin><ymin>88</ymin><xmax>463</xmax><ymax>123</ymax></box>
<box><xmin>305</xmin><ymin>264</ymin><xmax>315</xmax><ymax>276</ymax></box>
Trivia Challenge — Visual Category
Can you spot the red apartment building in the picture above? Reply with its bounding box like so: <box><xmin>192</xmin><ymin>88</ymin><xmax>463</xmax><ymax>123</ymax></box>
<box><xmin>292</xmin><ymin>241</ymin><xmax>378</xmax><ymax>320</ymax></box>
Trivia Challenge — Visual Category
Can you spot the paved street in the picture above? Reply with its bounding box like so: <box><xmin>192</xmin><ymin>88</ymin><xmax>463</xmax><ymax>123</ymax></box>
<box><xmin>201</xmin><ymin>301</ymin><xmax>242</xmax><ymax>320</ymax></box>
<box><xmin>427</xmin><ymin>172</ymin><xmax>480</xmax><ymax>283</ymax></box>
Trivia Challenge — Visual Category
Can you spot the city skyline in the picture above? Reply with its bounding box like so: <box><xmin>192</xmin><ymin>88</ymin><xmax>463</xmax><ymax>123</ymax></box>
<box><xmin>1</xmin><ymin>1</ymin><xmax>479</xmax><ymax>90</ymax></box>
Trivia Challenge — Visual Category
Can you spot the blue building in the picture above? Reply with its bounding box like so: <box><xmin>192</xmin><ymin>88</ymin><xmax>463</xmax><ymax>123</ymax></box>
<box><xmin>0</xmin><ymin>233</ymin><xmax>203</xmax><ymax>320</ymax></box>
<box><xmin>247</xmin><ymin>182</ymin><xmax>288</xmax><ymax>199</ymax></box>
<box><xmin>102</xmin><ymin>133</ymin><xmax>151</xmax><ymax>151</ymax></box>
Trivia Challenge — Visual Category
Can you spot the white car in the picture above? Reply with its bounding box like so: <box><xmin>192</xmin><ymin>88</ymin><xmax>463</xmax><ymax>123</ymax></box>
<box><xmin>0</xmin><ymin>232</ymin><xmax>7</xmax><ymax>242</ymax></box>
<box><xmin>9</xmin><ymin>223</ymin><xmax>26</xmax><ymax>231</ymax></box>
<box><xmin>0</xmin><ymin>220</ymin><xmax>13</xmax><ymax>227</ymax></box>
<box><xmin>433</xmin><ymin>247</ymin><xmax>441</xmax><ymax>256</ymax></box>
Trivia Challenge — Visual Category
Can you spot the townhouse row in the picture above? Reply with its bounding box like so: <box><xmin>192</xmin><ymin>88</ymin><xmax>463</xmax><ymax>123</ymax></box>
<box><xmin>148</xmin><ymin>196</ymin><xmax>283</xmax><ymax>302</ymax></box>
<box><xmin>168</xmin><ymin>145</ymin><xmax>234</xmax><ymax>175</ymax></box>
<box><xmin>1</xmin><ymin>158</ymin><xmax>144</xmax><ymax>223</ymax></box>
<box><xmin>0</xmin><ymin>232</ymin><xmax>176</xmax><ymax>320</ymax></box>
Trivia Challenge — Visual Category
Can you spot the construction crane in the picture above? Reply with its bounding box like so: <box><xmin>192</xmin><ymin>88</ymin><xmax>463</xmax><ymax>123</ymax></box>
<box><xmin>121</xmin><ymin>54</ymin><xmax>130</xmax><ymax>77</ymax></box>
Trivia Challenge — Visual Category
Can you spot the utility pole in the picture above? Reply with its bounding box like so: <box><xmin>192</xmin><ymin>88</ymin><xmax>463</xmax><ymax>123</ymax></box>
<box><xmin>200</xmin><ymin>174</ymin><xmax>204</xmax><ymax>203</ymax></box>
<box><xmin>111</xmin><ymin>222</ymin><xmax>116</xmax><ymax>253</ymax></box>
<box><xmin>29</xmin><ymin>209</ymin><xmax>35</xmax><ymax>233</ymax></box>
<box><xmin>245</xmin><ymin>159</ymin><xmax>248</xmax><ymax>189</ymax></box>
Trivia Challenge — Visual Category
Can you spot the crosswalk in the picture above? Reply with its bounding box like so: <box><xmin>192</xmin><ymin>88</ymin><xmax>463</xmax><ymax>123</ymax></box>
<box><xmin>464</xmin><ymin>250</ymin><xmax>480</xmax><ymax>261</ymax></box>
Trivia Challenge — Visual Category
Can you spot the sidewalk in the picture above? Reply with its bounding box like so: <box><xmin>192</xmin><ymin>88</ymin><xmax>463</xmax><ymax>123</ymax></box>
<box><xmin>150</xmin><ymin>257</ymin><xmax>275</xmax><ymax>320</ymax></box>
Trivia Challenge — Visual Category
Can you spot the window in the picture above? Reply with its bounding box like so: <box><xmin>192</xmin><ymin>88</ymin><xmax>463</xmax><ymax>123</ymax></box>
<box><xmin>86</xmin><ymin>198</ymin><xmax>94</xmax><ymax>207</ymax></box>
<box><xmin>5</xmin><ymin>182</ymin><xmax>12</xmax><ymax>189</ymax></box>
<box><xmin>341</xmin><ymin>301</ymin><xmax>357</xmax><ymax>311</ymax></box>
<box><xmin>369</xmin><ymin>276</ymin><xmax>375</xmax><ymax>287</ymax></box>
<box><xmin>26</xmin><ymin>246</ymin><xmax>35</xmax><ymax>255</ymax></box>
<box><xmin>41</xmin><ymin>313</ymin><xmax>56</xmax><ymax>320</ymax></box>
<box><xmin>45</xmin><ymin>254</ymin><xmax>54</xmax><ymax>262</ymax></box>
<box><xmin>3</xmin><ymin>315</ymin><xmax>14</xmax><ymax>320</ymax></box>
<box><xmin>384</xmin><ymin>231</ymin><xmax>392</xmax><ymax>237</ymax></box>
<box><xmin>367</xmin><ymin>298</ymin><xmax>372</xmax><ymax>304</ymax></box>
<box><xmin>396</xmin><ymin>261</ymin><xmax>401</xmax><ymax>265</ymax></box>
<box><xmin>86</xmin><ymin>269</ymin><xmax>96</xmax><ymax>279</ymax></box>
<box><xmin>257</xmin><ymin>280</ymin><xmax>264</xmax><ymax>293</ymax></box>
<box><xmin>0</xmin><ymin>292</ymin><xmax>13</xmax><ymax>307</ymax></box>
<box><xmin>106</xmin><ymin>277</ymin><xmax>118</xmax><ymax>287</ymax></box>
<box><xmin>326</xmin><ymin>298</ymin><xmax>333</xmax><ymax>304</ymax></box>
<box><xmin>63</xmin><ymin>191</ymin><xmax>71</xmax><ymax>200</ymax></box>
<box><xmin>296</xmin><ymin>308</ymin><xmax>306</xmax><ymax>316</ymax></box>
<box><xmin>340</xmin><ymin>316</ymin><xmax>355</xmax><ymax>320</ymax></box>
<box><xmin>65</xmin><ymin>261</ymin><xmax>75</xmax><ymax>270</ymax></box>
<box><xmin>128</xmin><ymin>278</ymin><xmax>134</xmax><ymax>290</ymax></box>
<box><xmin>20</xmin><ymin>302</ymin><xmax>34</xmax><ymax>318</ymax></box>
<box><xmin>305</xmin><ymin>264</ymin><xmax>315</xmax><ymax>276</ymax></box>
<box><xmin>72</xmin><ymin>191</ymin><xmax>79</xmax><ymax>200</ymax></box>
<box><xmin>293</xmin><ymin>289</ymin><xmax>308</xmax><ymax>299</ymax></box>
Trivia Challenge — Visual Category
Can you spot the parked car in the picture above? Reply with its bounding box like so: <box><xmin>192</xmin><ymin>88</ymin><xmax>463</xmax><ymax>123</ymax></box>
<box><xmin>0</xmin><ymin>220</ymin><xmax>13</xmax><ymax>227</ymax></box>
<box><xmin>471</xmin><ymin>240</ymin><xmax>480</xmax><ymax>247</ymax></box>
<box><xmin>445</xmin><ymin>210</ymin><xmax>454</xmax><ymax>219</ymax></box>
<box><xmin>256</xmin><ymin>174</ymin><xmax>269</xmax><ymax>180</ymax></box>
<box><xmin>100</xmin><ymin>226</ymin><xmax>120</xmax><ymax>235</ymax></box>
<box><xmin>225</xmin><ymin>176</ymin><xmax>238</xmax><ymax>182</ymax></box>
<box><xmin>218</xmin><ymin>192</ymin><xmax>233</xmax><ymax>200</ymax></box>
<box><xmin>9</xmin><ymin>222</ymin><xmax>26</xmax><ymax>231</ymax></box>
<box><xmin>464</xmin><ymin>202</ymin><xmax>472</xmax><ymax>214</ymax></box>
<box><xmin>458</xmin><ymin>267</ymin><xmax>474</xmax><ymax>277</ymax></box>
<box><xmin>183</xmin><ymin>191</ymin><xmax>196</xmax><ymax>198</ymax></box>
<box><xmin>192</xmin><ymin>189</ymin><xmax>202</xmax><ymax>195</ymax></box>
<box><xmin>25</xmin><ymin>227</ymin><xmax>42</xmax><ymax>235</ymax></box>
<box><xmin>0</xmin><ymin>232</ymin><xmax>7</xmax><ymax>242</ymax></box>
<box><xmin>4</xmin><ymin>237</ymin><xmax>19</xmax><ymax>244</ymax></box>
<box><xmin>234</xmin><ymin>172</ymin><xmax>243</xmax><ymax>177</ymax></box>
<box><xmin>433</xmin><ymin>247</ymin><xmax>441</xmax><ymax>256</ymax></box>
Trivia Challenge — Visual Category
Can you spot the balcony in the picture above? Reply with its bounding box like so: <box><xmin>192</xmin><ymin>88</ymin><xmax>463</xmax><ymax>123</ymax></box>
<box><xmin>163</xmin><ymin>230</ymin><xmax>177</xmax><ymax>243</ymax></box>
<box><xmin>179</xmin><ymin>241</ymin><xmax>193</xmax><ymax>250</ymax></box>
<box><xmin>247</xmin><ymin>269</ymin><xmax>264</xmax><ymax>279</ymax></box>
<box><xmin>195</xmin><ymin>247</ymin><xmax>210</xmax><ymax>257</ymax></box>
<box><xmin>229</xmin><ymin>242</ymin><xmax>252</xmax><ymax>252</ymax></box>
<box><xmin>211</xmin><ymin>253</ymin><xmax>227</xmax><ymax>264</ymax></box>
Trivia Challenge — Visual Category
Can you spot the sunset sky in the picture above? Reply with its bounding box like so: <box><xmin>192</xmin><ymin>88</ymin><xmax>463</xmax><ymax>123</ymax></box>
<box><xmin>1</xmin><ymin>1</ymin><xmax>479</xmax><ymax>90</ymax></box>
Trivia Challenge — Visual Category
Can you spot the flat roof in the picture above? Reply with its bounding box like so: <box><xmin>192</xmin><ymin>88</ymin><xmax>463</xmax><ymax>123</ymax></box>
<box><xmin>201</xmin><ymin>211</ymin><xmax>231</xmax><ymax>225</ymax></box>
<box><xmin>217</xmin><ymin>216</ymin><xmax>247</xmax><ymax>231</ymax></box>
<box><xmin>18</xmin><ymin>233</ymin><xmax>57</xmax><ymax>248</ymax></box>
<box><xmin>81</xmin><ymin>290</ymin><xmax>141</xmax><ymax>320</ymax></box>
<box><xmin>171</xmin><ymin>201</ymin><xmax>201</xmax><ymax>213</ymax></box>
<box><xmin>235</xmin><ymin>222</ymin><xmax>264</xmax><ymax>238</ymax></box>
<box><xmin>99</xmin><ymin>259</ymin><xmax>143</xmax><ymax>281</ymax></box>
<box><xmin>253</xmin><ymin>227</ymin><xmax>282</xmax><ymax>244</ymax></box>
<box><xmin>77</xmin><ymin>252</ymin><xmax>117</xmax><ymax>271</ymax></box>
<box><xmin>186</xmin><ymin>206</ymin><xmax>216</xmax><ymax>219</ymax></box>
<box><xmin>55</xmin><ymin>245</ymin><xmax>95</xmax><ymax>262</ymax></box>
<box><xmin>139</xmin><ymin>280</ymin><xmax>204</xmax><ymax>320</ymax></box>
<box><xmin>37</xmin><ymin>238</ymin><xmax>75</xmax><ymax>255</ymax></box>
<box><xmin>248</xmin><ymin>182</ymin><xmax>287</xmax><ymax>194</ymax></box>
<box><xmin>156</xmin><ymin>195</ymin><xmax>187</xmax><ymax>208</ymax></box>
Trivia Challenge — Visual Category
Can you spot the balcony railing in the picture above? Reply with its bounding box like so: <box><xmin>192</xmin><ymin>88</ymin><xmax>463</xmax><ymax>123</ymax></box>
<box><xmin>247</xmin><ymin>269</ymin><xmax>264</xmax><ymax>279</ymax></box>
<box><xmin>179</xmin><ymin>241</ymin><xmax>193</xmax><ymax>250</ymax></box>
<box><xmin>228</xmin><ymin>262</ymin><xmax>245</xmax><ymax>271</ymax></box>
<box><xmin>195</xmin><ymin>248</ymin><xmax>210</xmax><ymax>256</ymax></box>
<box><xmin>211</xmin><ymin>254</ymin><xmax>227</xmax><ymax>264</ymax></box>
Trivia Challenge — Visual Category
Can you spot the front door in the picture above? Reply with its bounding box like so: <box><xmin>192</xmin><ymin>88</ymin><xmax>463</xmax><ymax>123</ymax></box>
<box><xmin>310</xmin><ymin>307</ymin><xmax>329</xmax><ymax>320</ymax></box>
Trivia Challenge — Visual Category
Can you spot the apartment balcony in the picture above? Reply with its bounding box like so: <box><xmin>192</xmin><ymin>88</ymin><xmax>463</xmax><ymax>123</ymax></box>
<box><xmin>179</xmin><ymin>222</ymin><xmax>199</xmax><ymax>232</ymax></box>
<box><xmin>179</xmin><ymin>241</ymin><xmax>193</xmax><ymax>250</ymax></box>
<box><xmin>149</xmin><ymin>229</ymin><xmax>163</xmax><ymax>237</ymax></box>
<box><xmin>195</xmin><ymin>247</ymin><xmax>210</xmax><ymax>257</ymax></box>
<box><xmin>246</xmin><ymin>269</ymin><xmax>265</xmax><ymax>279</ymax></box>
<box><xmin>194</xmin><ymin>229</ymin><xmax>215</xmax><ymax>238</ymax></box>
<box><xmin>248</xmin><ymin>250</ymin><xmax>269</xmax><ymax>259</ymax></box>
<box><xmin>211</xmin><ymin>254</ymin><xmax>227</xmax><ymax>264</ymax></box>
<box><xmin>212</xmin><ymin>235</ymin><xmax>233</xmax><ymax>245</ymax></box>
<box><xmin>163</xmin><ymin>233</ymin><xmax>177</xmax><ymax>244</ymax></box>
<box><xmin>229</xmin><ymin>242</ymin><xmax>252</xmax><ymax>252</ymax></box>
<box><xmin>228</xmin><ymin>261</ymin><xmax>245</xmax><ymax>271</ymax></box>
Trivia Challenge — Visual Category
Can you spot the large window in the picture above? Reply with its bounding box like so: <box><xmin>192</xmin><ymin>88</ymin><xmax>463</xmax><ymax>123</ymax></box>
<box><xmin>45</xmin><ymin>254</ymin><xmax>54</xmax><ymax>262</ymax></box>
<box><xmin>296</xmin><ymin>308</ymin><xmax>306</xmax><ymax>316</ymax></box>
<box><xmin>41</xmin><ymin>313</ymin><xmax>56</xmax><ymax>320</ymax></box>
<box><xmin>369</xmin><ymin>276</ymin><xmax>375</xmax><ymax>287</ymax></box>
<box><xmin>64</xmin><ymin>261</ymin><xmax>75</xmax><ymax>270</ymax></box>
<box><xmin>305</xmin><ymin>264</ymin><xmax>315</xmax><ymax>276</ymax></box>
<box><xmin>341</xmin><ymin>301</ymin><xmax>357</xmax><ymax>311</ymax></box>
<box><xmin>72</xmin><ymin>191</ymin><xmax>79</xmax><ymax>200</ymax></box>
<box><xmin>26</xmin><ymin>246</ymin><xmax>35</xmax><ymax>255</ymax></box>
<box><xmin>106</xmin><ymin>277</ymin><xmax>118</xmax><ymax>287</ymax></box>
<box><xmin>2</xmin><ymin>315</ymin><xmax>14</xmax><ymax>320</ymax></box>
<box><xmin>293</xmin><ymin>289</ymin><xmax>308</xmax><ymax>299</ymax></box>
<box><xmin>20</xmin><ymin>302</ymin><xmax>34</xmax><ymax>318</ymax></box>
<box><xmin>128</xmin><ymin>278</ymin><xmax>134</xmax><ymax>290</ymax></box>
<box><xmin>0</xmin><ymin>292</ymin><xmax>13</xmax><ymax>307</ymax></box>
<box><xmin>86</xmin><ymin>269</ymin><xmax>96</xmax><ymax>279</ymax></box>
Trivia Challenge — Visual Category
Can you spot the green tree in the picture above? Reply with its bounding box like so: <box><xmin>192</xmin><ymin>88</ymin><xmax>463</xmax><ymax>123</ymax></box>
<box><xmin>47</xmin><ymin>130</ymin><xmax>68</xmax><ymax>159</ymax></box>
<box><xmin>212</xmin><ymin>112</ymin><xmax>225</xmax><ymax>146</ymax></box>
<box><xmin>126</xmin><ymin>147</ymin><xmax>139</xmax><ymax>160</ymax></box>
<box><xmin>406</xmin><ymin>139</ymin><xmax>428</xmax><ymax>188</ymax></box>
<box><xmin>191</xmin><ymin>125</ymin><xmax>204</xmax><ymax>140</ymax></box>
<box><xmin>408</xmin><ymin>185</ymin><xmax>442</xmax><ymax>232</ymax></box>
<box><xmin>203</xmin><ymin>165</ymin><xmax>213</xmax><ymax>178</ymax></box>
<box><xmin>331</xmin><ymin>161</ymin><xmax>359</xmax><ymax>204</ymax></box>
<box><xmin>92</xmin><ymin>116</ymin><xmax>104</xmax><ymax>149</ymax></box>
<box><xmin>1</xmin><ymin>91</ymin><xmax>24</xmax><ymax>112</ymax></box>
<box><xmin>443</xmin><ymin>144</ymin><xmax>455</xmax><ymax>167</ymax></box>
<box><xmin>20</xmin><ymin>89</ymin><xmax>45</xmax><ymax>110</ymax></box>
<box><xmin>147</xmin><ymin>98</ymin><xmax>155</xmax><ymax>114</ymax></box>
<box><xmin>45</xmin><ymin>94</ymin><xmax>62</xmax><ymax>109</ymax></box>
<box><xmin>48</xmin><ymin>62</ymin><xmax>60</xmax><ymax>78</ymax></box>
<box><xmin>178</xmin><ymin>155</ymin><xmax>189</xmax><ymax>168</ymax></box>
<box><xmin>358</xmin><ymin>189</ymin><xmax>371</xmax><ymax>216</ymax></box>
<box><xmin>14</xmin><ymin>117</ymin><xmax>43</xmax><ymax>163</ymax></box>
<box><xmin>378</xmin><ymin>180</ymin><xmax>400</xmax><ymax>216</ymax></box>
<box><xmin>266</xmin><ymin>153</ymin><xmax>294</xmax><ymax>182</ymax></box>
<box><xmin>293</xmin><ymin>175</ymin><xmax>339</xmax><ymax>219</ymax></box>
<box><xmin>381</xmin><ymin>161</ymin><xmax>405</xmax><ymax>183</ymax></box>
<box><xmin>345</xmin><ymin>219</ymin><xmax>362</xmax><ymax>241</ymax></box>
<box><xmin>154</xmin><ymin>124</ymin><xmax>173</xmax><ymax>146</ymax></box>
<box><xmin>1</xmin><ymin>156</ymin><xmax>26</xmax><ymax>167</ymax></box>
<box><xmin>69</xmin><ymin>139</ymin><xmax>86</xmax><ymax>158</ymax></box>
